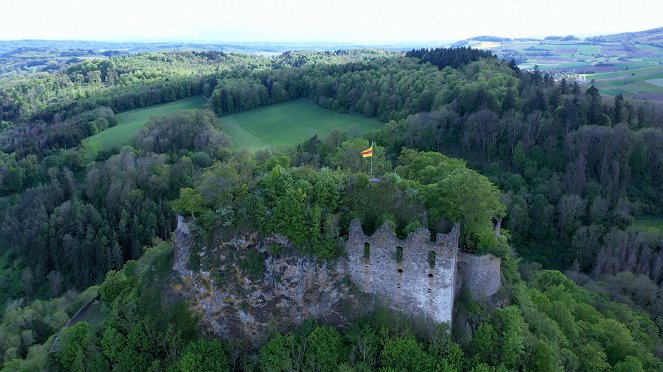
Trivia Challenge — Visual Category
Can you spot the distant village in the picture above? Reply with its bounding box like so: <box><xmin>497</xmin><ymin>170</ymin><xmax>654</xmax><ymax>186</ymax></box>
<box><xmin>551</xmin><ymin>70</ymin><xmax>587</xmax><ymax>83</ymax></box>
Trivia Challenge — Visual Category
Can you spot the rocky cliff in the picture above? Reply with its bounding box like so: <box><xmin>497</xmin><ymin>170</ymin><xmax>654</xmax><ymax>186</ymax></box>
<box><xmin>172</xmin><ymin>216</ymin><xmax>502</xmax><ymax>342</ymax></box>
<box><xmin>171</xmin><ymin>216</ymin><xmax>360</xmax><ymax>343</ymax></box>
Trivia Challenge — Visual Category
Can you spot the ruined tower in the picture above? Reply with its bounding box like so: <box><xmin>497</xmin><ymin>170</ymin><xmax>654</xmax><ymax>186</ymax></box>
<box><xmin>345</xmin><ymin>218</ymin><xmax>461</xmax><ymax>324</ymax></box>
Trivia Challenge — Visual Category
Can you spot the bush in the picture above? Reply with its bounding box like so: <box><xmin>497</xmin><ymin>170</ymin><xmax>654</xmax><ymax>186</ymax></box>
<box><xmin>239</xmin><ymin>249</ymin><xmax>265</xmax><ymax>280</ymax></box>
<box><xmin>173</xmin><ymin>339</ymin><xmax>229</xmax><ymax>372</ymax></box>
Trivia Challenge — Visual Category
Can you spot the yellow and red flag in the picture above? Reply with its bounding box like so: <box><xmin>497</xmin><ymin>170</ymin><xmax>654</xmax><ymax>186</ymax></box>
<box><xmin>360</xmin><ymin>146</ymin><xmax>373</xmax><ymax>158</ymax></box>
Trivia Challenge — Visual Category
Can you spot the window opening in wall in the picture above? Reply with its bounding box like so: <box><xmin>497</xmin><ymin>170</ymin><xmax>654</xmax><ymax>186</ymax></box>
<box><xmin>397</xmin><ymin>268</ymin><xmax>403</xmax><ymax>273</ymax></box>
<box><xmin>427</xmin><ymin>288</ymin><xmax>432</xmax><ymax>293</ymax></box>
<box><xmin>363</xmin><ymin>242</ymin><xmax>370</xmax><ymax>259</ymax></box>
<box><xmin>396</xmin><ymin>246</ymin><xmax>403</xmax><ymax>262</ymax></box>
<box><xmin>428</xmin><ymin>273</ymin><xmax>433</xmax><ymax>278</ymax></box>
<box><xmin>428</xmin><ymin>251</ymin><xmax>436</xmax><ymax>268</ymax></box>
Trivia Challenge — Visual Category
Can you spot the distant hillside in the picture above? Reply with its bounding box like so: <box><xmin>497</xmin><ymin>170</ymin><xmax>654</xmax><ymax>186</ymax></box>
<box><xmin>0</xmin><ymin>39</ymin><xmax>439</xmax><ymax>56</ymax></box>
<box><xmin>586</xmin><ymin>27</ymin><xmax>663</xmax><ymax>47</ymax></box>
<box><xmin>544</xmin><ymin>35</ymin><xmax>579</xmax><ymax>41</ymax></box>
<box><xmin>469</xmin><ymin>35</ymin><xmax>512</xmax><ymax>42</ymax></box>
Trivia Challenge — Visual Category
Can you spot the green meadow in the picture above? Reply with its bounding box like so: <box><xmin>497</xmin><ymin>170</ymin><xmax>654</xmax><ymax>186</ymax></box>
<box><xmin>218</xmin><ymin>100</ymin><xmax>383</xmax><ymax>151</ymax></box>
<box><xmin>586</xmin><ymin>67</ymin><xmax>663</xmax><ymax>101</ymax></box>
<box><xmin>630</xmin><ymin>217</ymin><xmax>663</xmax><ymax>234</ymax></box>
<box><xmin>81</xmin><ymin>96</ymin><xmax>206</xmax><ymax>157</ymax></box>
<box><xmin>81</xmin><ymin>97</ymin><xmax>382</xmax><ymax>156</ymax></box>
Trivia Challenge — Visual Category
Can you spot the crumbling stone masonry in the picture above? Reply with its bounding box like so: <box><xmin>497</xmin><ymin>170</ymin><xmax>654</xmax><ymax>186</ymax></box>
<box><xmin>345</xmin><ymin>218</ymin><xmax>501</xmax><ymax>325</ymax></box>
<box><xmin>173</xmin><ymin>216</ymin><xmax>502</xmax><ymax>340</ymax></box>
<box><xmin>345</xmin><ymin>219</ymin><xmax>460</xmax><ymax>324</ymax></box>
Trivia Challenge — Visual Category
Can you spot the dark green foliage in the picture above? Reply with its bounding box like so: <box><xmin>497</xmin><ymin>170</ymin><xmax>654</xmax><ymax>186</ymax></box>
<box><xmin>258</xmin><ymin>165</ymin><xmax>343</xmax><ymax>258</ymax></box>
<box><xmin>239</xmin><ymin>249</ymin><xmax>265</xmax><ymax>281</ymax></box>
<box><xmin>133</xmin><ymin>109</ymin><xmax>229</xmax><ymax>154</ymax></box>
<box><xmin>4</xmin><ymin>46</ymin><xmax>663</xmax><ymax>371</ymax></box>
<box><xmin>306</xmin><ymin>326</ymin><xmax>343</xmax><ymax>371</ymax></box>
<box><xmin>171</xmin><ymin>188</ymin><xmax>205</xmax><ymax>218</ymax></box>
<box><xmin>427</xmin><ymin>251</ymin><xmax>436</xmax><ymax>268</ymax></box>
<box><xmin>0</xmin><ymin>149</ymin><xmax>180</xmax><ymax>292</ymax></box>
<box><xmin>458</xmin><ymin>269</ymin><xmax>663</xmax><ymax>371</ymax></box>
<box><xmin>340</xmin><ymin>173</ymin><xmax>425</xmax><ymax>237</ymax></box>
<box><xmin>172</xmin><ymin>339</ymin><xmax>230</xmax><ymax>372</ymax></box>
<box><xmin>98</xmin><ymin>270</ymin><xmax>126</xmax><ymax>303</ymax></box>
<box><xmin>0</xmin><ymin>107</ymin><xmax>117</xmax><ymax>157</ymax></box>
<box><xmin>258</xmin><ymin>333</ymin><xmax>293</xmax><ymax>371</ymax></box>
<box><xmin>395</xmin><ymin>246</ymin><xmax>404</xmax><ymax>262</ymax></box>
<box><xmin>381</xmin><ymin>335</ymin><xmax>436</xmax><ymax>371</ymax></box>
<box><xmin>406</xmin><ymin>46</ymin><xmax>496</xmax><ymax>69</ymax></box>
<box><xmin>55</xmin><ymin>322</ymin><xmax>104</xmax><ymax>372</ymax></box>
<box><xmin>211</xmin><ymin>78</ymin><xmax>269</xmax><ymax>115</ymax></box>
<box><xmin>0</xmin><ymin>287</ymin><xmax>98</xmax><ymax>370</ymax></box>
<box><xmin>0</xmin><ymin>51</ymin><xmax>223</xmax><ymax>124</ymax></box>
<box><xmin>396</xmin><ymin>150</ymin><xmax>507</xmax><ymax>255</ymax></box>
<box><xmin>180</xmin><ymin>145</ymin><xmax>505</xmax><ymax>258</ymax></box>
<box><xmin>52</xmin><ymin>241</ymin><xmax>203</xmax><ymax>371</ymax></box>
<box><xmin>585</xmin><ymin>272</ymin><xmax>663</xmax><ymax>330</ymax></box>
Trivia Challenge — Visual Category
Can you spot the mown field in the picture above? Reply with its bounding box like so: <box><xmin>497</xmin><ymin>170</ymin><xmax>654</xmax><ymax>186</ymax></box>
<box><xmin>80</xmin><ymin>97</ymin><xmax>383</xmax><ymax>156</ymax></box>
<box><xmin>81</xmin><ymin>96</ymin><xmax>207</xmax><ymax>157</ymax></box>
<box><xmin>630</xmin><ymin>217</ymin><xmax>663</xmax><ymax>234</ymax></box>
<box><xmin>584</xmin><ymin>67</ymin><xmax>663</xmax><ymax>102</ymax></box>
<box><xmin>218</xmin><ymin>100</ymin><xmax>383</xmax><ymax>151</ymax></box>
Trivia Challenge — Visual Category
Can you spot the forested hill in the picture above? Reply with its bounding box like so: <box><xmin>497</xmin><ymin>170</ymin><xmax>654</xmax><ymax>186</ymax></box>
<box><xmin>585</xmin><ymin>26</ymin><xmax>663</xmax><ymax>47</ymax></box>
<box><xmin>1</xmin><ymin>46</ymin><xmax>663</xmax><ymax>370</ymax></box>
<box><xmin>406</xmin><ymin>47</ymin><xmax>495</xmax><ymax>69</ymax></box>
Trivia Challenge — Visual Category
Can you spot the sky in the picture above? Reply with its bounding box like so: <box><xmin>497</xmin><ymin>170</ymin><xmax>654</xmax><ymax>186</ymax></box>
<box><xmin>2</xmin><ymin>0</ymin><xmax>663</xmax><ymax>43</ymax></box>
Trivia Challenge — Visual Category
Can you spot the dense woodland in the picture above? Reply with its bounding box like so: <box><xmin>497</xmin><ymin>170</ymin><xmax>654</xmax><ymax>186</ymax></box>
<box><xmin>1</xmin><ymin>46</ymin><xmax>663</xmax><ymax>371</ymax></box>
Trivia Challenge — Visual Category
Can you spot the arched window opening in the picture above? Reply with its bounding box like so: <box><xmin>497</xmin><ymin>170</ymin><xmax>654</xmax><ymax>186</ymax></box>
<box><xmin>397</xmin><ymin>268</ymin><xmax>403</xmax><ymax>273</ymax></box>
<box><xmin>363</xmin><ymin>242</ymin><xmax>370</xmax><ymax>259</ymax></box>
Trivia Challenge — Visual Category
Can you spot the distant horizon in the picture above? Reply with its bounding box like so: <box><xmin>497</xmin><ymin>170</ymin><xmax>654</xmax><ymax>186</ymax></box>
<box><xmin>3</xmin><ymin>0</ymin><xmax>663</xmax><ymax>44</ymax></box>
<box><xmin>1</xmin><ymin>25</ymin><xmax>660</xmax><ymax>46</ymax></box>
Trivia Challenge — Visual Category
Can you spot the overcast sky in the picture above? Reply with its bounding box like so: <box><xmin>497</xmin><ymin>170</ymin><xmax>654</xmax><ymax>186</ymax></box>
<box><xmin>2</xmin><ymin>0</ymin><xmax>662</xmax><ymax>43</ymax></box>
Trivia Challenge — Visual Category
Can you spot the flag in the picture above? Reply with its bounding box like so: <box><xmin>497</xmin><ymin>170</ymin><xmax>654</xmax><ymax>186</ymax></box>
<box><xmin>360</xmin><ymin>146</ymin><xmax>373</xmax><ymax>158</ymax></box>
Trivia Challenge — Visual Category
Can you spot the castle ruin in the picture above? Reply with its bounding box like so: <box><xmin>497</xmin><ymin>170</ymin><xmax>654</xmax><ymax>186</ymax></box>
<box><xmin>345</xmin><ymin>218</ymin><xmax>501</xmax><ymax>324</ymax></box>
<box><xmin>172</xmin><ymin>216</ymin><xmax>502</xmax><ymax>341</ymax></box>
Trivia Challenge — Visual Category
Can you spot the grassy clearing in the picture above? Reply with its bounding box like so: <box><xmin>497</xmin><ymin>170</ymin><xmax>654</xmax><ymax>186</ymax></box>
<box><xmin>81</xmin><ymin>96</ymin><xmax>206</xmax><ymax>157</ymax></box>
<box><xmin>218</xmin><ymin>99</ymin><xmax>383</xmax><ymax>151</ymax></box>
<box><xmin>630</xmin><ymin>217</ymin><xmax>663</xmax><ymax>234</ymax></box>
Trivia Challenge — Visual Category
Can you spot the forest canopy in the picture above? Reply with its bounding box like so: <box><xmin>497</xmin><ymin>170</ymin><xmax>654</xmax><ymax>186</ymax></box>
<box><xmin>1</xmin><ymin>46</ymin><xmax>663</xmax><ymax>371</ymax></box>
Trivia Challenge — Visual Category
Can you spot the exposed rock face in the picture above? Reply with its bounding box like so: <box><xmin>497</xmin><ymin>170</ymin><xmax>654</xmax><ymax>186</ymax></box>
<box><xmin>172</xmin><ymin>216</ymin><xmax>501</xmax><ymax>342</ymax></box>
<box><xmin>172</xmin><ymin>217</ymin><xmax>357</xmax><ymax>343</ymax></box>
<box><xmin>173</xmin><ymin>215</ymin><xmax>191</xmax><ymax>276</ymax></box>
<box><xmin>345</xmin><ymin>219</ymin><xmax>459</xmax><ymax>324</ymax></box>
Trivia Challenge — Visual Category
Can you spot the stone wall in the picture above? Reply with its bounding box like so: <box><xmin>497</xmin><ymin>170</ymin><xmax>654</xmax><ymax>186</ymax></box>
<box><xmin>457</xmin><ymin>252</ymin><xmax>501</xmax><ymax>299</ymax></box>
<box><xmin>172</xmin><ymin>215</ymin><xmax>501</xmax><ymax>342</ymax></box>
<box><xmin>345</xmin><ymin>218</ymin><xmax>460</xmax><ymax>324</ymax></box>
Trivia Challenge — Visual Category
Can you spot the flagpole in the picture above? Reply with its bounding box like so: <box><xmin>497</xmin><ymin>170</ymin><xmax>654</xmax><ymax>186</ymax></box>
<box><xmin>370</xmin><ymin>141</ymin><xmax>373</xmax><ymax>176</ymax></box>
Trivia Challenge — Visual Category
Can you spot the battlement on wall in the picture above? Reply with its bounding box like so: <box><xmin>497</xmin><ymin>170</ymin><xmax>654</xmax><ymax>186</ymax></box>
<box><xmin>345</xmin><ymin>218</ymin><xmax>460</xmax><ymax>324</ymax></box>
